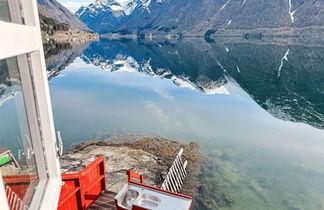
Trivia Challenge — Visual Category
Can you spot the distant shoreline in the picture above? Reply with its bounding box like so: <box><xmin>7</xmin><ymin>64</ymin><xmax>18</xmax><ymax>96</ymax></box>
<box><xmin>42</xmin><ymin>30</ymin><xmax>99</xmax><ymax>43</ymax></box>
<box><xmin>100</xmin><ymin>28</ymin><xmax>324</xmax><ymax>48</ymax></box>
<box><xmin>100</xmin><ymin>25</ymin><xmax>324</xmax><ymax>46</ymax></box>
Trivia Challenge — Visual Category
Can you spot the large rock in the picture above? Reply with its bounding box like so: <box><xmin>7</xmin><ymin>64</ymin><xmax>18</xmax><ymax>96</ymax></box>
<box><xmin>60</xmin><ymin>135</ymin><xmax>204</xmax><ymax>198</ymax></box>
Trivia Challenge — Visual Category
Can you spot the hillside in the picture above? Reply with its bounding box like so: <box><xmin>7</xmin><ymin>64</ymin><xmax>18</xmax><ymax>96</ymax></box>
<box><xmin>76</xmin><ymin>0</ymin><xmax>324</xmax><ymax>35</ymax></box>
<box><xmin>39</xmin><ymin>14</ymin><xmax>70</xmax><ymax>35</ymax></box>
<box><xmin>37</xmin><ymin>0</ymin><xmax>89</xmax><ymax>31</ymax></box>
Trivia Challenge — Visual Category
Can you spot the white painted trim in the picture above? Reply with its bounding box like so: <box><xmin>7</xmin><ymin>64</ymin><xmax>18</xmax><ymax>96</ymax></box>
<box><xmin>24</xmin><ymin>0</ymin><xmax>62</xmax><ymax>208</ymax></box>
<box><xmin>0</xmin><ymin>22</ymin><xmax>39</xmax><ymax>60</ymax></box>
<box><xmin>29</xmin><ymin>179</ymin><xmax>47</xmax><ymax>209</ymax></box>
<box><xmin>20</xmin><ymin>0</ymin><xmax>37</xmax><ymax>26</ymax></box>
<box><xmin>40</xmin><ymin>178</ymin><xmax>62</xmax><ymax>210</ymax></box>
<box><xmin>0</xmin><ymin>173</ymin><xmax>9</xmax><ymax>210</ymax></box>
<box><xmin>0</xmin><ymin>0</ymin><xmax>62</xmax><ymax>209</ymax></box>
<box><xmin>28</xmin><ymin>49</ymin><xmax>62</xmax><ymax>181</ymax></box>
<box><xmin>17</xmin><ymin>54</ymin><xmax>48</xmax><ymax>179</ymax></box>
<box><xmin>7</xmin><ymin>0</ymin><xmax>23</xmax><ymax>24</ymax></box>
<box><xmin>23</xmin><ymin>0</ymin><xmax>62</xmax><ymax>208</ymax></box>
<box><xmin>26</xmin><ymin>0</ymin><xmax>62</xmax><ymax>182</ymax></box>
<box><xmin>17</xmin><ymin>54</ymin><xmax>48</xmax><ymax>209</ymax></box>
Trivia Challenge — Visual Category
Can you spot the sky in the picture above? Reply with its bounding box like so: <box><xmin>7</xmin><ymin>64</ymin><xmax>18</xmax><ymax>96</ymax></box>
<box><xmin>58</xmin><ymin>0</ymin><xmax>94</xmax><ymax>12</ymax></box>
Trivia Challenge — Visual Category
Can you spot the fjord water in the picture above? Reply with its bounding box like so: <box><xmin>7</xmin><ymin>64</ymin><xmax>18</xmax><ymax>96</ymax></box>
<box><xmin>48</xmin><ymin>38</ymin><xmax>324</xmax><ymax>209</ymax></box>
<box><xmin>2</xmin><ymin>38</ymin><xmax>324</xmax><ymax>209</ymax></box>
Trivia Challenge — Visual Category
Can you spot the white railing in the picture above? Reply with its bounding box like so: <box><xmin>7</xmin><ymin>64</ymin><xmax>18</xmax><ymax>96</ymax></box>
<box><xmin>5</xmin><ymin>186</ymin><xmax>28</xmax><ymax>210</ymax></box>
<box><xmin>161</xmin><ymin>148</ymin><xmax>188</xmax><ymax>193</ymax></box>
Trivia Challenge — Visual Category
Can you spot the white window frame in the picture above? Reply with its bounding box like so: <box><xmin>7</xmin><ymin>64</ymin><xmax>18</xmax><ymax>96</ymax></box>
<box><xmin>0</xmin><ymin>0</ymin><xmax>62</xmax><ymax>209</ymax></box>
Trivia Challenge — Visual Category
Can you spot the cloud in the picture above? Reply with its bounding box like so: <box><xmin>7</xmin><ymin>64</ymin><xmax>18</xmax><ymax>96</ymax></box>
<box><xmin>153</xmin><ymin>88</ymin><xmax>174</xmax><ymax>100</ymax></box>
<box><xmin>58</xmin><ymin>0</ymin><xmax>93</xmax><ymax>12</ymax></box>
<box><xmin>143</xmin><ymin>99</ymin><xmax>169</xmax><ymax>122</ymax></box>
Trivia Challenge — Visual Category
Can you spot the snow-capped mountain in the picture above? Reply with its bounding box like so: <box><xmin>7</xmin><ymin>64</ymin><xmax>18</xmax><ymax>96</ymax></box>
<box><xmin>81</xmin><ymin>52</ymin><xmax>250</xmax><ymax>98</ymax></box>
<box><xmin>76</xmin><ymin>0</ymin><xmax>324</xmax><ymax>35</ymax></box>
<box><xmin>80</xmin><ymin>38</ymin><xmax>255</xmax><ymax>100</ymax></box>
<box><xmin>76</xmin><ymin>0</ymin><xmax>152</xmax><ymax>33</ymax></box>
<box><xmin>77</xmin><ymin>0</ymin><xmax>151</xmax><ymax>16</ymax></box>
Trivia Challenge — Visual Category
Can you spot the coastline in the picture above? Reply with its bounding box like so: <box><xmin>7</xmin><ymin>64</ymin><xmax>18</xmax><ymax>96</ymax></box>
<box><xmin>59</xmin><ymin>135</ymin><xmax>204</xmax><ymax>204</ymax></box>
<box><xmin>101</xmin><ymin>26</ymin><xmax>324</xmax><ymax>47</ymax></box>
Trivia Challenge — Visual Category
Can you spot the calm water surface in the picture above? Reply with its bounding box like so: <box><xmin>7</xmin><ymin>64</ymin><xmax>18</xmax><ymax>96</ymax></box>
<box><xmin>1</xmin><ymin>38</ymin><xmax>324</xmax><ymax>209</ymax></box>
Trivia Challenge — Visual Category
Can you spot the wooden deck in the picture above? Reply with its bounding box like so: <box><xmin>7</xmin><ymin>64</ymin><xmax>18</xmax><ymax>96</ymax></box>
<box><xmin>89</xmin><ymin>191</ymin><xmax>117</xmax><ymax>210</ymax></box>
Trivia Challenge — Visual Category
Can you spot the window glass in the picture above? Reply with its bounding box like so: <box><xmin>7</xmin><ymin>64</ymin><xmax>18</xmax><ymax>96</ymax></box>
<box><xmin>0</xmin><ymin>0</ymin><xmax>23</xmax><ymax>24</ymax></box>
<box><xmin>0</xmin><ymin>0</ymin><xmax>11</xmax><ymax>22</ymax></box>
<box><xmin>0</xmin><ymin>56</ymin><xmax>39</xmax><ymax>207</ymax></box>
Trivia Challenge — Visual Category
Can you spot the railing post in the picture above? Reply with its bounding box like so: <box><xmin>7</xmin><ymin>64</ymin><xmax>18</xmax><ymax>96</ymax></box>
<box><xmin>100</xmin><ymin>157</ymin><xmax>107</xmax><ymax>191</ymax></box>
<box><xmin>127</xmin><ymin>171</ymin><xmax>145</xmax><ymax>184</ymax></box>
<box><xmin>161</xmin><ymin>148</ymin><xmax>188</xmax><ymax>193</ymax></box>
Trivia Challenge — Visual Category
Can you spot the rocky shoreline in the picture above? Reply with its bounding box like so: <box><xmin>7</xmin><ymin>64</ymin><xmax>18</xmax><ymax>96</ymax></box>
<box><xmin>60</xmin><ymin>135</ymin><xmax>204</xmax><ymax>203</ymax></box>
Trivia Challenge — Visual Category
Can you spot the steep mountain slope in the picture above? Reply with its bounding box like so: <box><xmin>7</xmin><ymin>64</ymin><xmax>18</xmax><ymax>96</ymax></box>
<box><xmin>37</xmin><ymin>0</ymin><xmax>89</xmax><ymax>31</ymax></box>
<box><xmin>77</xmin><ymin>0</ymin><xmax>324</xmax><ymax>35</ymax></box>
<box><xmin>39</xmin><ymin>14</ymin><xmax>70</xmax><ymax>35</ymax></box>
<box><xmin>76</xmin><ymin>0</ymin><xmax>151</xmax><ymax>34</ymax></box>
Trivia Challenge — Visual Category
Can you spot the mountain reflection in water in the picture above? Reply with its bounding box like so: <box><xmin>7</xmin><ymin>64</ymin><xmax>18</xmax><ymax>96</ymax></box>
<box><xmin>1</xmin><ymin>38</ymin><xmax>324</xmax><ymax>209</ymax></box>
<box><xmin>80</xmin><ymin>39</ymin><xmax>324</xmax><ymax>130</ymax></box>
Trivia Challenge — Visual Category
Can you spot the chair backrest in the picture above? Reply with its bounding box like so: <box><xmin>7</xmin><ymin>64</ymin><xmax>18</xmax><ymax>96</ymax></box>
<box><xmin>58</xmin><ymin>156</ymin><xmax>107</xmax><ymax>210</ymax></box>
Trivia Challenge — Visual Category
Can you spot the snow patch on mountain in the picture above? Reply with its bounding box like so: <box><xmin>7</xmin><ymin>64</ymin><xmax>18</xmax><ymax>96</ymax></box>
<box><xmin>82</xmin><ymin>54</ymin><xmax>251</xmax><ymax>99</ymax></box>
<box><xmin>216</xmin><ymin>60</ymin><xmax>227</xmax><ymax>73</ymax></box>
<box><xmin>171</xmin><ymin>76</ymin><xmax>196</xmax><ymax>90</ymax></box>
<box><xmin>277</xmin><ymin>49</ymin><xmax>290</xmax><ymax>78</ymax></box>
<box><xmin>225</xmin><ymin>20</ymin><xmax>232</xmax><ymax>28</ymax></box>
<box><xmin>288</xmin><ymin>0</ymin><xmax>296</xmax><ymax>23</ymax></box>
<box><xmin>236</xmin><ymin>65</ymin><xmax>241</xmax><ymax>73</ymax></box>
<box><xmin>220</xmin><ymin>0</ymin><xmax>230</xmax><ymax>11</ymax></box>
<box><xmin>76</xmin><ymin>0</ymin><xmax>152</xmax><ymax>17</ymax></box>
<box><xmin>114</xmin><ymin>0</ymin><xmax>151</xmax><ymax>15</ymax></box>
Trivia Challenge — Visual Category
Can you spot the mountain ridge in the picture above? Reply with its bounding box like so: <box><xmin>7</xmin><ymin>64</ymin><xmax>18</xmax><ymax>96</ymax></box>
<box><xmin>76</xmin><ymin>0</ymin><xmax>324</xmax><ymax>35</ymax></box>
<box><xmin>76</xmin><ymin>0</ymin><xmax>152</xmax><ymax>34</ymax></box>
